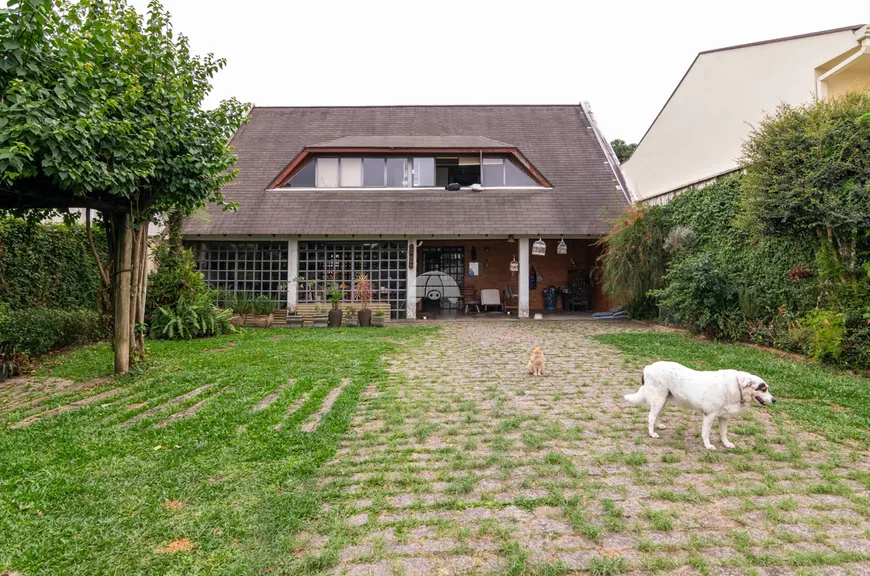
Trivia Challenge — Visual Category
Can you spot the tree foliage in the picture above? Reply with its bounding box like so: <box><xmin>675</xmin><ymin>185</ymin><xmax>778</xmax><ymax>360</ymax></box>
<box><xmin>0</xmin><ymin>0</ymin><xmax>247</xmax><ymax>214</ymax></box>
<box><xmin>597</xmin><ymin>204</ymin><xmax>669</xmax><ymax>317</ymax></box>
<box><xmin>0</xmin><ymin>0</ymin><xmax>248</xmax><ymax>372</ymax></box>
<box><xmin>741</xmin><ymin>92</ymin><xmax>870</xmax><ymax>299</ymax></box>
<box><xmin>610</xmin><ymin>139</ymin><xmax>637</xmax><ymax>163</ymax></box>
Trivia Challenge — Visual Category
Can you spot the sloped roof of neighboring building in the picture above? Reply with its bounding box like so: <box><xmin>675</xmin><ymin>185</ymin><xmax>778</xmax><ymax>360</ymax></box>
<box><xmin>182</xmin><ymin>105</ymin><xmax>628</xmax><ymax>237</ymax></box>
<box><xmin>622</xmin><ymin>24</ymin><xmax>866</xmax><ymax>201</ymax></box>
<box><xmin>632</xmin><ymin>24</ymin><xmax>866</xmax><ymax>153</ymax></box>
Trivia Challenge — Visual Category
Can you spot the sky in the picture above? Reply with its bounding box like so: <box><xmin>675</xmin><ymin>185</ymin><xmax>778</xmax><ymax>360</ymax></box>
<box><xmin>128</xmin><ymin>0</ymin><xmax>868</xmax><ymax>143</ymax></box>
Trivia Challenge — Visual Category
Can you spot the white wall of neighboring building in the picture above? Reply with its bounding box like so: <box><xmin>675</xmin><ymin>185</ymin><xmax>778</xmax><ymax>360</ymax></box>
<box><xmin>622</xmin><ymin>26</ymin><xmax>865</xmax><ymax>202</ymax></box>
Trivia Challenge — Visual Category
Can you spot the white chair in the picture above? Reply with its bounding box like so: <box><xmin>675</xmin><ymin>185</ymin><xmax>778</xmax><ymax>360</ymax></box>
<box><xmin>479</xmin><ymin>289</ymin><xmax>503</xmax><ymax>312</ymax></box>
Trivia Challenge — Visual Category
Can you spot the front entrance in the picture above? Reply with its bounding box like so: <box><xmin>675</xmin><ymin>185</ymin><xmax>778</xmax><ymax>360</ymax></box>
<box><xmin>420</xmin><ymin>246</ymin><xmax>464</xmax><ymax>316</ymax></box>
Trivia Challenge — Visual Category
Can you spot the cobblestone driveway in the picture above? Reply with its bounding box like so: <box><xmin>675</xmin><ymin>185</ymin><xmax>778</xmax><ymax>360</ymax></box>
<box><xmin>293</xmin><ymin>321</ymin><xmax>870</xmax><ymax>575</ymax></box>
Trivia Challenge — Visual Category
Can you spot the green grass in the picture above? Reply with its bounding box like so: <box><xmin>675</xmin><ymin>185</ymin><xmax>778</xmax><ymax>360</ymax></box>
<box><xmin>589</xmin><ymin>555</ymin><xmax>628</xmax><ymax>576</ymax></box>
<box><xmin>0</xmin><ymin>327</ymin><xmax>432</xmax><ymax>575</ymax></box>
<box><xmin>593</xmin><ymin>332</ymin><xmax>870</xmax><ymax>445</ymax></box>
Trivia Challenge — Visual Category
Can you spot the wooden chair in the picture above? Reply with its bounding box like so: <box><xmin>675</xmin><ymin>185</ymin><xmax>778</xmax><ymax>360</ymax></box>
<box><xmin>461</xmin><ymin>286</ymin><xmax>480</xmax><ymax>314</ymax></box>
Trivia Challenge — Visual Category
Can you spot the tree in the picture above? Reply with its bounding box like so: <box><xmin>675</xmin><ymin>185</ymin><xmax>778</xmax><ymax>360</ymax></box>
<box><xmin>0</xmin><ymin>0</ymin><xmax>248</xmax><ymax>373</ymax></box>
<box><xmin>610</xmin><ymin>139</ymin><xmax>637</xmax><ymax>163</ymax></box>
<box><xmin>740</xmin><ymin>92</ymin><xmax>870</xmax><ymax>303</ymax></box>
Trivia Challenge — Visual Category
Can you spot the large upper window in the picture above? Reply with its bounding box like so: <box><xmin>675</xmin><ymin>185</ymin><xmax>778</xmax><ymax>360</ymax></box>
<box><xmin>285</xmin><ymin>155</ymin><xmax>537</xmax><ymax>188</ymax></box>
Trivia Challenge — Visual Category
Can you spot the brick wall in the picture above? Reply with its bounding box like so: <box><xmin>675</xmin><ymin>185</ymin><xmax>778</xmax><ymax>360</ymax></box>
<box><xmin>417</xmin><ymin>238</ymin><xmax>608</xmax><ymax>312</ymax></box>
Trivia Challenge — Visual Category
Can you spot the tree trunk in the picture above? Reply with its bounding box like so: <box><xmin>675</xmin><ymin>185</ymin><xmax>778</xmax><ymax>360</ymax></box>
<box><xmin>113</xmin><ymin>214</ymin><xmax>133</xmax><ymax>375</ymax></box>
<box><xmin>85</xmin><ymin>208</ymin><xmax>112</xmax><ymax>315</ymax></box>
<box><xmin>128</xmin><ymin>222</ymin><xmax>149</xmax><ymax>359</ymax></box>
<box><xmin>136</xmin><ymin>223</ymin><xmax>148</xmax><ymax>354</ymax></box>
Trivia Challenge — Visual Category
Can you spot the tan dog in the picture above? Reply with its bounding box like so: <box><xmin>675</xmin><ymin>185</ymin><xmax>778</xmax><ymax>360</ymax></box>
<box><xmin>528</xmin><ymin>346</ymin><xmax>545</xmax><ymax>376</ymax></box>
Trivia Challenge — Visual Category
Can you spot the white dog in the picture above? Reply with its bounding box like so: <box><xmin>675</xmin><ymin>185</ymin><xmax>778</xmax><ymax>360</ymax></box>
<box><xmin>624</xmin><ymin>361</ymin><xmax>776</xmax><ymax>450</ymax></box>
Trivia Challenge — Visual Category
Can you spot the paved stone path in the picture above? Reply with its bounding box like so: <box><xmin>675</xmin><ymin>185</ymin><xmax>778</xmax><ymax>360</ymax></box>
<box><xmin>293</xmin><ymin>322</ymin><xmax>870</xmax><ymax>575</ymax></box>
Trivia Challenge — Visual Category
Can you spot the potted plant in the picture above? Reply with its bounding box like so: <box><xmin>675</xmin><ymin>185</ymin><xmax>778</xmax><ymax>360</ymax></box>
<box><xmin>372</xmin><ymin>310</ymin><xmax>385</xmax><ymax>327</ymax></box>
<box><xmin>343</xmin><ymin>306</ymin><xmax>358</xmax><ymax>327</ymax></box>
<box><xmin>249</xmin><ymin>295</ymin><xmax>275</xmax><ymax>328</ymax></box>
<box><xmin>355</xmin><ymin>272</ymin><xmax>373</xmax><ymax>327</ymax></box>
<box><xmin>286</xmin><ymin>304</ymin><xmax>304</xmax><ymax>328</ymax></box>
<box><xmin>231</xmin><ymin>292</ymin><xmax>253</xmax><ymax>327</ymax></box>
<box><xmin>312</xmin><ymin>304</ymin><xmax>329</xmax><ymax>328</ymax></box>
<box><xmin>327</xmin><ymin>285</ymin><xmax>343</xmax><ymax>327</ymax></box>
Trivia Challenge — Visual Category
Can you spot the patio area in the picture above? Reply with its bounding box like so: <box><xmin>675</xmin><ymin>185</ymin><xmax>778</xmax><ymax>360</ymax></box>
<box><xmin>293</xmin><ymin>321</ymin><xmax>870</xmax><ymax>575</ymax></box>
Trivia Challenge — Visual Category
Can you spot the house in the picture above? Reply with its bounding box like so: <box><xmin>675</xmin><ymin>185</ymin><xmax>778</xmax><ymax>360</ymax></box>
<box><xmin>181</xmin><ymin>104</ymin><xmax>629</xmax><ymax>320</ymax></box>
<box><xmin>622</xmin><ymin>24</ymin><xmax>870</xmax><ymax>205</ymax></box>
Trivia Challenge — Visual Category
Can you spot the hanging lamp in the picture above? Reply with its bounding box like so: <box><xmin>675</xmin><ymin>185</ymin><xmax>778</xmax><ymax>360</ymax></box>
<box><xmin>532</xmin><ymin>238</ymin><xmax>546</xmax><ymax>256</ymax></box>
<box><xmin>557</xmin><ymin>238</ymin><xmax>567</xmax><ymax>254</ymax></box>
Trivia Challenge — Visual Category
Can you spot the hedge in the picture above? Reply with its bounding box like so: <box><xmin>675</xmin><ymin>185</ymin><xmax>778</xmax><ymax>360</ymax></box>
<box><xmin>0</xmin><ymin>308</ymin><xmax>106</xmax><ymax>358</ymax></box>
<box><xmin>0</xmin><ymin>216</ymin><xmax>105</xmax><ymax>311</ymax></box>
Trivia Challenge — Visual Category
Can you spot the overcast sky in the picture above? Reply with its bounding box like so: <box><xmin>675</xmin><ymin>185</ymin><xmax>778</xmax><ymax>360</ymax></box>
<box><xmin>128</xmin><ymin>0</ymin><xmax>868</xmax><ymax>143</ymax></box>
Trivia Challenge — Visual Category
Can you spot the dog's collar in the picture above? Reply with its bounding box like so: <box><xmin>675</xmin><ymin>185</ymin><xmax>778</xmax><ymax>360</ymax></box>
<box><xmin>736</xmin><ymin>378</ymin><xmax>746</xmax><ymax>404</ymax></box>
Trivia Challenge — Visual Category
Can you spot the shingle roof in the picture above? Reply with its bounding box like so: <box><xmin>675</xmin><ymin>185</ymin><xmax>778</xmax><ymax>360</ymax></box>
<box><xmin>182</xmin><ymin>105</ymin><xmax>628</xmax><ymax>237</ymax></box>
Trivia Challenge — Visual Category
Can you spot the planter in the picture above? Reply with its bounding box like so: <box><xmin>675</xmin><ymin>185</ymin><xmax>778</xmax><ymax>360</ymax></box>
<box><xmin>372</xmin><ymin>316</ymin><xmax>385</xmax><ymax>327</ymax></box>
<box><xmin>312</xmin><ymin>314</ymin><xmax>329</xmax><ymax>328</ymax></box>
<box><xmin>229</xmin><ymin>314</ymin><xmax>244</xmax><ymax>327</ymax></box>
<box><xmin>328</xmin><ymin>309</ymin><xmax>343</xmax><ymax>327</ymax></box>
<box><xmin>286</xmin><ymin>314</ymin><xmax>304</xmax><ymax>328</ymax></box>
<box><xmin>249</xmin><ymin>313</ymin><xmax>273</xmax><ymax>328</ymax></box>
<box><xmin>357</xmin><ymin>309</ymin><xmax>372</xmax><ymax>327</ymax></box>
<box><xmin>344</xmin><ymin>317</ymin><xmax>359</xmax><ymax>328</ymax></box>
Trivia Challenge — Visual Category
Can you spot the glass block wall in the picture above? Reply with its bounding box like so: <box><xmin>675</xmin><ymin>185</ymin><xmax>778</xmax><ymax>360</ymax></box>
<box><xmin>298</xmin><ymin>241</ymin><xmax>407</xmax><ymax>319</ymax></box>
<box><xmin>190</xmin><ymin>241</ymin><xmax>289</xmax><ymax>306</ymax></box>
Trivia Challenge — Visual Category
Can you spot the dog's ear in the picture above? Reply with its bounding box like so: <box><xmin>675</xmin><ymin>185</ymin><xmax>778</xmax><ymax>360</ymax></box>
<box><xmin>737</xmin><ymin>373</ymin><xmax>754</xmax><ymax>388</ymax></box>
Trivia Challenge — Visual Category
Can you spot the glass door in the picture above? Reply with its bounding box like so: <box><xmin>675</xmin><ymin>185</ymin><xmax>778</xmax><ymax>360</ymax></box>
<box><xmin>421</xmin><ymin>246</ymin><xmax>465</xmax><ymax>315</ymax></box>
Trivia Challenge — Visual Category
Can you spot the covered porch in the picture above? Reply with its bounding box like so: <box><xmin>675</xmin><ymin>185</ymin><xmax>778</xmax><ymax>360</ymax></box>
<box><xmin>188</xmin><ymin>235</ymin><xmax>611</xmax><ymax>322</ymax></box>
<box><xmin>410</xmin><ymin>237</ymin><xmax>610</xmax><ymax>319</ymax></box>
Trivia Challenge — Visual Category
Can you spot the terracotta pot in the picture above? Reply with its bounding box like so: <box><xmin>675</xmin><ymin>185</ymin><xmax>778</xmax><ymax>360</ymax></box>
<box><xmin>286</xmin><ymin>315</ymin><xmax>304</xmax><ymax>328</ymax></box>
<box><xmin>229</xmin><ymin>314</ymin><xmax>243</xmax><ymax>327</ymax></box>
<box><xmin>357</xmin><ymin>309</ymin><xmax>372</xmax><ymax>327</ymax></box>
<box><xmin>249</xmin><ymin>314</ymin><xmax>273</xmax><ymax>328</ymax></box>
<box><xmin>328</xmin><ymin>309</ymin><xmax>343</xmax><ymax>327</ymax></box>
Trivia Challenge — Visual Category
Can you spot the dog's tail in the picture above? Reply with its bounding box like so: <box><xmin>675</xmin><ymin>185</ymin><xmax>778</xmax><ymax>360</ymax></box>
<box><xmin>624</xmin><ymin>373</ymin><xmax>647</xmax><ymax>406</ymax></box>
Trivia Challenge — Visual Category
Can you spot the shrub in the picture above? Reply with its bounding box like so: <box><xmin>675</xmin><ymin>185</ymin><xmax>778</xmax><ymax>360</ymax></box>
<box><xmin>653</xmin><ymin>252</ymin><xmax>743</xmax><ymax>338</ymax></box>
<box><xmin>231</xmin><ymin>292</ymin><xmax>254</xmax><ymax>316</ymax></box>
<box><xmin>149</xmin><ymin>292</ymin><xmax>235</xmax><ymax>340</ymax></box>
<box><xmin>251</xmin><ymin>295</ymin><xmax>276</xmax><ymax>315</ymax></box>
<box><xmin>800</xmin><ymin>309</ymin><xmax>846</xmax><ymax>362</ymax></box>
<box><xmin>842</xmin><ymin>311</ymin><xmax>870</xmax><ymax>367</ymax></box>
<box><xmin>146</xmin><ymin>242</ymin><xmax>208</xmax><ymax>319</ymax></box>
<box><xmin>0</xmin><ymin>216</ymin><xmax>106</xmax><ymax>310</ymax></box>
<box><xmin>598</xmin><ymin>204</ymin><xmax>670</xmax><ymax>317</ymax></box>
<box><xmin>0</xmin><ymin>308</ymin><xmax>105</xmax><ymax>358</ymax></box>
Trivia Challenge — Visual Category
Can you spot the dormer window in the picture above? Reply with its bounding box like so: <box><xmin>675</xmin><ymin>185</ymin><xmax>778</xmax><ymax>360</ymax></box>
<box><xmin>273</xmin><ymin>136</ymin><xmax>552</xmax><ymax>190</ymax></box>
<box><xmin>285</xmin><ymin>155</ymin><xmax>538</xmax><ymax>189</ymax></box>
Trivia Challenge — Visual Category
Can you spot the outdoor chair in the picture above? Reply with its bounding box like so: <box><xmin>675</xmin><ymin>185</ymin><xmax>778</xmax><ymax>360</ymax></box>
<box><xmin>479</xmin><ymin>289</ymin><xmax>504</xmax><ymax>312</ymax></box>
<box><xmin>461</xmin><ymin>286</ymin><xmax>480</xmax><ymax>314</ymax></box>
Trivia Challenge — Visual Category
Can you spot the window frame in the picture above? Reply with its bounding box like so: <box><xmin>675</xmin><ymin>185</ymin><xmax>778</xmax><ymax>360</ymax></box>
<box><xmin>285</xmin><ymin>154</ymin><xmax>542</xmax><ymax>189</ymax></box>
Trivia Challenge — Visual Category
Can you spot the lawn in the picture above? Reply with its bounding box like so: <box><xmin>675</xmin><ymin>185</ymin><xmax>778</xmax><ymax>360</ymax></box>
<box><xmin>0</xmin><ymin>327</ymin><xmax>430</xmax><ymax>575</ymax></box>
<box><xmin>594</xmin><ymin>331</ymin><xmax>870</xmax><ymax>447</ymax></box>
